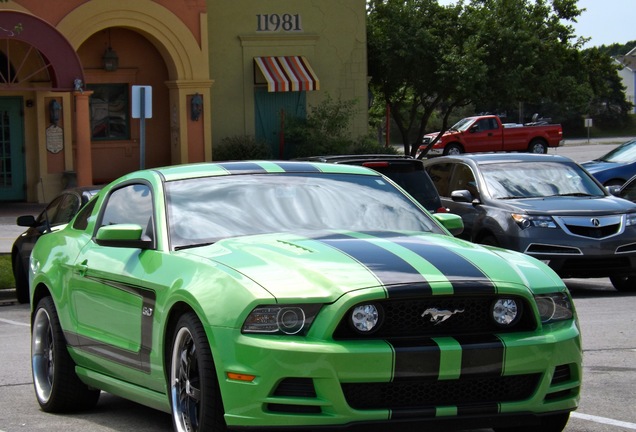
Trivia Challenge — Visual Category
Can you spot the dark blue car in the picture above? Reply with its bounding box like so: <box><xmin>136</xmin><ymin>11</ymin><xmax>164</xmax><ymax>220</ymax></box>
<box><xmin>581</xmin><ymin>138</ymin><xmax>636</xmax><ymax>186</ymax></box>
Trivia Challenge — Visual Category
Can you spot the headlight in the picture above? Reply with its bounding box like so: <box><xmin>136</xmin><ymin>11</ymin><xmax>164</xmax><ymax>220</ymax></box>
<box><xmin>512</xmin><ymin>214</ymin><xmax>557</xmax><ymax>229</ymax></box>
<box><xmin>491</xmin><ymin>298</ymin><xmax>521</xmax><ymax>326</ymax></box>
<box><xmin>242</xmin><ymin>304</ymin><xmax>322</xmax><ymax>335</ymax></box>
<box><xmin>626</xmin><ymin>213</ymin><xmax>636</xmax><ymax>227</ymax></box>
<box><xmin>534</xmin><ymin>293</ymin><xmax>573</xmax><ymax>323</ymax></box>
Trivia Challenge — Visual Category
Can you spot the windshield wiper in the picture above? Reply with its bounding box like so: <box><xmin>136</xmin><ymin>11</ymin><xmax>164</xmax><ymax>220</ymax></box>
<box><xmin>548</xmin><ymin>192</ymin><xmax>596</xmax><ymax>197</ymax></box>
<box><xmin>175</xmin><ymin>242</ymin><xmax>215</xmax><ymax>251</ymax></box>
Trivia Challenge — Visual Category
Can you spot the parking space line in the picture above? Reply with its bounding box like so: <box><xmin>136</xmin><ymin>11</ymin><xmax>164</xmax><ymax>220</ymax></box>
<box><xmin>0</xmin><ymin>318</ymin><xmax>29</xmax><ymax>327</ymax></box>
<box><xmin>572</xmin><ymin>412</ymin><xmax>636</xmax><ymax>430</ymax></box>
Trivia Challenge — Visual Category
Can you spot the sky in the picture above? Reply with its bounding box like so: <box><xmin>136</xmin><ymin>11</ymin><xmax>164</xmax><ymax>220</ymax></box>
<box><xmin>573</xmin><ymin>0</ymin><xmax>634</xmax><ymax>47</ymax></box>
<box><xmin>437</xmin><ymin>0</ymin><xmax>635</xmax><ymax>47</ymax></box>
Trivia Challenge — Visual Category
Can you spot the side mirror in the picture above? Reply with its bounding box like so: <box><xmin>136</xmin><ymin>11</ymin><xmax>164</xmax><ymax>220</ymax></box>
<box><xmin>606</xmin><ymin>185</ymin><xmax>621</xmax><ymax>196</ymax></box>
<box><xmin>451</xmin><ymin>189</ymin><xmax>477</xmax><ymax>203</ymax></box>
<box><xmin>95</xmin><ymin>224</ymin><xmax>153</xmax><ymax>249</ymax></box>
<box><xmin>469</xmin><ymin>125</ymin><xmax>479</xmax><ymax>133</ymax></box>
<box><xmin>16</xmin><ymin>215</ymin><xmax>37</xmax><ymax>227</ymax></box>
<box><xmin>433</xmin><ymin>212</ymin><xmax>464</xmax><ymax>236</ymax></box>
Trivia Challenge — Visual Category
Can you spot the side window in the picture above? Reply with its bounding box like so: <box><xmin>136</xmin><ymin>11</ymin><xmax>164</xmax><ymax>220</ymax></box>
<box><xmin>73</xmin><ymin>199</ymin><xmax>98</xmax><ymax>231</ymax></box>
<box><xmin>426</xmin><ymin>163</ymin><xmax>453</xmax><ymax>197</ymax></box>
<box><xmin>36</xmin><ymin>195</ymin><xmax>64</xmax><ymax>226</ymax></box>
<box><xmin>449</xmin><ymin>164</ymin><xmax>478</xmax><ymax>197</ymax></box>
<box><xmin>99</xmin><ymin>184</ymin><xmax>154</xmax><ymax>239</ymax></box>
<box><xmin>50</xmin><ymin>194</ymin><xmax>81</xmax><ymax>225</ymax></box>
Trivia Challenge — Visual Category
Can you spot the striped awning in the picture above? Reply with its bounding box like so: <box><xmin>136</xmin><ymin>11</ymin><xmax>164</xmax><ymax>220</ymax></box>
<box><xmin>254</xmin><ymin>56</ymin><xmax>320</xmax><ymax>92</ymax></box>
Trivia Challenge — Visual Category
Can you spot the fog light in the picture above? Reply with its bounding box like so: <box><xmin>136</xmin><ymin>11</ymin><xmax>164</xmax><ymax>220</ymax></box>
<box><xmin>351</xmin><ymin>304</ymin><xmax>381</xmax><ymax>333</ymax></box>
<box><xmin>492</xmin><ymin>298</ymin><xmax>519</xmax><ymax>326</ymax></box>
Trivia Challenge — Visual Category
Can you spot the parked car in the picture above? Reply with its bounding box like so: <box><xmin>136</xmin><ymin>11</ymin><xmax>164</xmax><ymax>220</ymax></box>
<box><xmin>423</xmin><ymin>153</ymin><xmax>636</xmax><ymax>292</ymax></box>
<box><xmin>297</xmin><ymin>154</ymin><xmax>446</xmax><ymax>213</ymax></box>
<box><xmin>29</xmin><ymin>161</ymin><xmax>580</xmax><ymax>432</ymax></box>
<box><xmin>613</xmin><ymin>174</ymin><xmax>636</xmax><ymax>203</ymax></box>
<box><xmin>418</xmin><ymin>114</ymin><xmax>563</xmax><ymax>156</ymax></box>
<box><xmin>11</xmin><ymin>186</ymin><xmax>101</xmax><ymax>304</ymax></box>
<box><xmin>581</xmin><ymin>138</ymin><xmax>636</xmax><ymax>186</ymax></box>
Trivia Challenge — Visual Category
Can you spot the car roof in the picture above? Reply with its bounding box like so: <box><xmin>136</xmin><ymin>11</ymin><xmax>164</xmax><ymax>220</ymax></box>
<box><xmin>426</xmin><ymin>153</ymin><xmax>574</xmax><ymax>165</ymax></box>
<box><xmin>152</xmin><ymin>160</ymin><xmax>379</xmax><ymax>182</ymax></box>
<box><xmin>298</xmin><ymin>154</ymin><xmax>421</xmax><ymax>165</ymax></box>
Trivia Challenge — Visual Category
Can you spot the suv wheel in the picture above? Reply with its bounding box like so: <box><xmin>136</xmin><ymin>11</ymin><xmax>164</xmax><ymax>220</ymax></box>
<box><xmin>610</xmin><ymin>275</ymin><xmax>636</xmax><ymax>292</ymax></box>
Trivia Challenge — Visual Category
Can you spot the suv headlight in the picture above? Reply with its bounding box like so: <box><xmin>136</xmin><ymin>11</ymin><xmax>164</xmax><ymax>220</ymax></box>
<box><xmin>534</xmin><ymin>293</ymin><xmax>573</xmax><ymax>323</ymax></box>
<box><xmin>626</xmin><ymin>213</ymin><xmax>636</xmax><ymax>227</ymax></box>
<box><xmin>512</xmin><ymin>214</ymin><xmax>557</xmax><ymax>229</ymax></box>
<box><xmin>242</xmin><ymin>304</ymin><xmax>322</xmax><ymax>335</ymax></box>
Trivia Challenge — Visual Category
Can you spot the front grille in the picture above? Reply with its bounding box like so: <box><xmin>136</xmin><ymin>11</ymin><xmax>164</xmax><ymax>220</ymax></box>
<box><xmin>342</xmin><ymin>374</ymin><xmax>541</xmax><ymax>410</ymax></box>
<box><xmin>565</xmin><ymin>223</ymin><xmax>620</xmax><ymax>238</ymax></box>
<box><xmin>333</xmin><ymin>295</ymin><xmax>536</xmax><ymax>340</ymax></box>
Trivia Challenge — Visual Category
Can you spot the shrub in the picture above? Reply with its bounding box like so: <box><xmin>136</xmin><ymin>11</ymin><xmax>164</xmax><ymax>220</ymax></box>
<box><xmin>213</xmin><ymin>135</ymin><xmax>272</xmax><ymax>161</ymax></box>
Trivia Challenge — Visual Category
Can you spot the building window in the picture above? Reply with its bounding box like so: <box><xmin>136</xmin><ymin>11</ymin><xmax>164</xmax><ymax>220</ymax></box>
<box><xmin>88</xmin><ymin>84</ymin><xmax>130</xmax><ymax>140</ymax></box>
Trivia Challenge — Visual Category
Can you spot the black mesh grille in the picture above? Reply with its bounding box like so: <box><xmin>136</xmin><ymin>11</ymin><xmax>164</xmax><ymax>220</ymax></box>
<box><xmin>551</xmin><ymin>365</ymin><xmax>572</xmax><ymax>385</ymax></box>
<box><xmin>272</xmin><ymin>378</ymin><xmax>316</xmax><ymax>398</ymax></box>
<box><xmin>333</xmin><ymin>295</ymin><xmax>536</xmax><ymax>340</ymax></box>
<box><xmin>565</xmin><ymin>223</ymin><xmax>620</xmax><ymax>238</ymax></box>
<box><xmin>342</xmin><ymin>374</ymin><xmax>541</xmax><ymax>410</ymax></box>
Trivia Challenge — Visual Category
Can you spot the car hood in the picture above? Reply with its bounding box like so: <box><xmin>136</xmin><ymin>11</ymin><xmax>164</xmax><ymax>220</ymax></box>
<box><xmin>492</xmin><ymin>195</ymin><xmax>636</xmax><ymax>214</ymax></box>
<box><xmin>184</xmin><ymin>231</ymin><xmax>563</xmax><ymax>301</ymax></box>
<box><xmin>581</xmin><ymin>160</ymin><xmax>619</xmax><ymax>174</ymax></box>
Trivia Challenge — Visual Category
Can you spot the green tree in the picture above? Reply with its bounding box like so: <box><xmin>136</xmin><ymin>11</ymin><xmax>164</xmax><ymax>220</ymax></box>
<box><xmin>368</xmin><ymin>0</ymin><xmax>486</xmax><ymax>156</ymax></box>
<box><xmin>367</xmin><ymin>0</ymin><xmax>608</xmax><ymax>156</ymax></box>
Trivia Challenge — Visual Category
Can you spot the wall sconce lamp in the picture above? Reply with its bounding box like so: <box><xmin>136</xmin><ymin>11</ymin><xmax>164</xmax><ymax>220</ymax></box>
<box><xmin>102</xmin><ymin>29</ymin><xmax>118</xmax><ymax>71</ymax></box>
<box><xmin>191</xmin><ymin>93</ymin><xmax>203</xmax><ymax>121</ymax></box>
<box><xmin>49</xmin><ymin>99</ymin><xmax>61</xmax><ymax>126</ymax></box>
<box><xmin>102</xmin><ymin>47</ymin><xmax>119</xmax><ymax>72</ymax></box>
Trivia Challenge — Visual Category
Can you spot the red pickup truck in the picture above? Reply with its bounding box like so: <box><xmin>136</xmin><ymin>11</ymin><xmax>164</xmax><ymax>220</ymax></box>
<box><xmin>418</xmin><ymin>115</ymin><xmax>563</xmax><ymax>156</ymax></box>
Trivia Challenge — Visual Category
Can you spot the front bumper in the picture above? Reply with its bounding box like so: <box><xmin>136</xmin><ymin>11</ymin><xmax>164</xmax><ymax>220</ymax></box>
<box><xmin>509</xmin><ymin>227</ymin><xmax>636</xmax><ymax>278</ymax></box>
<box><xmin>210</xmin><ymin>320</ymin><xmax>581</xmax><ymax>429</ymax></box>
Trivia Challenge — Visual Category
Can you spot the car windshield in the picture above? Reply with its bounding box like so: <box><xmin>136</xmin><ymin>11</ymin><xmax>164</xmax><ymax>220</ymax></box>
<box><xmin>166</xmin><ymin>173</ymin><xmax>442</xmax><ymax>248</ymax></box>
<box><xmin>449</xmin><ymin>117</ymin><xmax>476</xmax><ymax>132</ymax></box>
<box><xmin>480</xmin><ymin>161</ymin><xmax>606</xmax><ymax>199</ymax></box>
<box><xmin>597</xmin><ymin>140</ymin><xmax>636</xmax><ymax>163</ymax></box>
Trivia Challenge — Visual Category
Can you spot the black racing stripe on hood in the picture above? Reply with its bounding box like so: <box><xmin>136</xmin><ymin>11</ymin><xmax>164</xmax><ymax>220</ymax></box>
<box><xmin>273</xmin><ymin>161</ymin><xmax>321</xmax><ymax>172</ymax></box>
<box><xmin>316</xmin><ymin>233</ymin><xmax>432</xmax><ymax>295</ymax></box>
<box><xmin>370</xmin><ymin>232</ymin><xmax>497</xmax><ymax>294</ymax></box>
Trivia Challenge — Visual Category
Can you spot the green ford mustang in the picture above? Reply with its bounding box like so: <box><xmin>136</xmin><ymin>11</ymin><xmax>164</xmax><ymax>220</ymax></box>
<box><xmin>29</xmin><ymin>161</ymin><xmax>581</xmax><ymax>432</ymax></box>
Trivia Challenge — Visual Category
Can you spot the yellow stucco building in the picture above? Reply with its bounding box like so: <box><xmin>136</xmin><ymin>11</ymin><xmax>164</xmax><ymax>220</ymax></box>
<box><xmin>0</xmin><ymin>0</ymin><xmax>368</xmax><ymax>203</ymax></box>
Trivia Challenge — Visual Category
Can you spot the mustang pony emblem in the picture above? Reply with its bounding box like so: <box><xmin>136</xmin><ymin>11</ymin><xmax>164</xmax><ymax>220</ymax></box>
<box><xmin>422</xmin><ymin>308</ymin><xmax>465</xmax><ymax>325</ymax></box>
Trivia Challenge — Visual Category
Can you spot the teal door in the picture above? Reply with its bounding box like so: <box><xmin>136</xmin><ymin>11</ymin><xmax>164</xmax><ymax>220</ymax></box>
<box><xmin>0</xmin><ymin>97</ymin><xmax>25</xmax><ymax>201</ymax></box>
<box><xmin>254</xmin><ymin>88</ymin><xmax>306</xmax><ymax>159</ymax></box>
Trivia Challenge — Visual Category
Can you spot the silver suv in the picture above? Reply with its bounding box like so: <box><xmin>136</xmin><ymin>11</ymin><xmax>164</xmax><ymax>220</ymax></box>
<box><xmin>423</xmin><ymin>153</ymin><xmax>636</xmax><ymax>291</ymax></box>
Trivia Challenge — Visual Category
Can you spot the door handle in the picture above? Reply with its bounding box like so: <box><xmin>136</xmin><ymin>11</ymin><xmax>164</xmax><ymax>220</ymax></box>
<box><xmin>76</xmin><ymin>260</ymin><xmax>88</xmax><ymax>277</ymax></box>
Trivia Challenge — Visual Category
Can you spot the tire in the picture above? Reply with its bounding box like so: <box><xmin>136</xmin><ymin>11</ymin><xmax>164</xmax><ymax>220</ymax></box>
<box><xmin>170</xmin><ymin>312</ymin><xmax>226</xmax><ymax>432</ymax></box>
<box><xmin>528</xmin><ymin>139</ymin><xmax>548</xmax><ymax>154</ymax></box>
<box><xmin>494</xmin><ymin>412</ymin><xmax>570</xmax><ymax>432</ymax></box>
<box><xmin>478</xmin><ymin>234</ymin><xmax>500</xmax><ymax>247</ymax></box>
<box><xmin>610</xmin><ymin>275</ymin><xmax>636</xmax><ymax>292</ymax></box>
<box><xmin>443</xmin><ymin>143</ymin><xmax>463</xmax><ymax>155</ymax></box>
<box><xmin>13</xmin><ymin>253</ymin><xmax>30</xmax><ymax>304</ymax></box>
<box><xmin>31</xmin><ymin>297</ymin><xmax>100</xmax><ymax>412</ymax></box>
